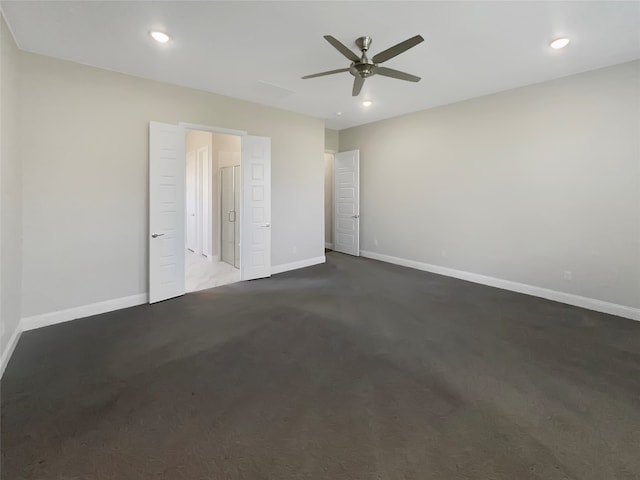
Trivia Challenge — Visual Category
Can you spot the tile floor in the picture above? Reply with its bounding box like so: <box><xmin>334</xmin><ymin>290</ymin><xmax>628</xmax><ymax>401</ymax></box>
<box><xmin>185</xmin><ymin>250</ymin><xmax>241</xmax><ymax>292</ymax></box>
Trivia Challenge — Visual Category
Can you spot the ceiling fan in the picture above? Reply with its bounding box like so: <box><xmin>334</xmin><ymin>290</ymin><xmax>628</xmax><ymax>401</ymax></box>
<box><xmin>302</xmin><ymin>35</ymin><xmax>424</xmax><ymax>96</ymax></box>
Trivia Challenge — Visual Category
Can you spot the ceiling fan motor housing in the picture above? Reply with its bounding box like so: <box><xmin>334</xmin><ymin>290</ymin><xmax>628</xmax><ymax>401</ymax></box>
<box><xmin>350</xmin><ymin>36</ymin><xmax>376</xmax><ymax>78</ymax></box>
<box><xmin>350</xmin><ymin>62</ymin><xmax>377</xmax><ymax>78</ymax></box>
<box><xmin>355</xmin><ymin>36</ymin><xmax>372</xmax><ymax>52</ymax></box>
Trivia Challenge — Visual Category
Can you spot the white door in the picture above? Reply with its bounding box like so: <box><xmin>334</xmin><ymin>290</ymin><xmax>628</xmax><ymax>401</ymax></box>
<box><xmin>334</xmin><ymin>149</ymin><xmax>360</xmax><ymax>256</ymax></box>
<box><xmin>241</xmin><ymin>136</ymin><xmax>271</xmax><ymax>280</ymax></box>
<box><xmin>149</xmin><ymin>122</ymin><xmax>186</xmax><ymax>303</ymax></box>
<box><xmin>185</xmin><ymin>152</ymin><xmax>197</xmax><ymax>251</ymax></box>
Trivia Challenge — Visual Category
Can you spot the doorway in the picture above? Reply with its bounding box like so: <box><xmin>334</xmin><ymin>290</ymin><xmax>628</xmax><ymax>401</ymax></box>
<box><xmin>324</xmin><ymin>152</ymin><xmax>334</xmax><ymax>250</ymax></box>
<box><xmin>149</xmin><ymin>121</ymin><xmax>272</xmax><ymax>303</ymax></box>
<box><xmin>332</xmin><ymin>150</ymin><xmax>360</xmax><ymax>256</ymax></box>
<box><xmin>184</xmin><ymin>130</ymin><xmax>242</xmax><ymax>292</ymax></box>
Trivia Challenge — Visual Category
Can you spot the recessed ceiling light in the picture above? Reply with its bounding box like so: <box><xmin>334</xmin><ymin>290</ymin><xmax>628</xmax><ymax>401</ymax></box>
<box><xmin>150</xmin><ymin>31</ymin><xmax>171</xmax><ymax>44</ymax></box>
<box><xmin>362</xmin><ymin>100</ymin><xmax>372</xmax><ymax>107</ymax></box>
<box><xmin>335</xmin><ymin>111</ymin><xmax>342</xmax><ymax>116</ymax></box>
<box><xmin>549</xmin><ymin>37</ymin><xmax>570</xmax><ymax>50</ymax></box>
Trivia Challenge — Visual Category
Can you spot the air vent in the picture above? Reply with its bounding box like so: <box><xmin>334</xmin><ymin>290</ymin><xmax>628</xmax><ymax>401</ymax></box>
<box><xmin>255</xmin><ymin>81</ymin><xmax>295</xmax><ymax>99</ymax></box>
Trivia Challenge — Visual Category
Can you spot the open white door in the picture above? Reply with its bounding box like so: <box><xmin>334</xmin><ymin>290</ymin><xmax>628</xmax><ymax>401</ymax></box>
<box><xmin>241</xmin><ymin>136</ymin><xmax>271</xmax><ymax>280</ymax></box>
<box><xmin>334</xmin><ymin>149</ymin><xmax>360</xmax><ymax>256</ymax></box>
<box><xmin>149</xmin><ymin>122</ymin><xmax>186</xmax><ymax>303</ymax></box>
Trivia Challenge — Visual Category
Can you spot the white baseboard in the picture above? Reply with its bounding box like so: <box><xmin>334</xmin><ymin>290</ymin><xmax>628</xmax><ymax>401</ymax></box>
<box><xmin>325</xmin><ymin>242</ymin><xmax>334</xmax><ymax>249</ymax></box>
<box><xmin>20</xmin><ymin>293</ymin><xmax>149</xmax><ymax>332</ymax></box>
<box><xmin>271</xmin><ymin>256</ymin><xmax>326</xmax><ymax>275</ymax></box>
<box><xmin>5</xmin><ymin>257</ymin><xmax>325</xmax><ymax>374</ymax></box>
<box><xmin>1</xmin><ymin>324</ymin><xmax>22</xmax><ymax>378</ymax></box>
<box><xmin>360</xmin><ymin>250</ymin><xmax>640</xmax><ymax>321</ymax></box>
<box><xmin>206</xmin><ymin>255</ymin><xmax>219</xmax><ymax>262</ymax></box>
<box><xmin>14</xmin><ymin>255</ymin><xmax>326</xmax><ymax>334</ymax></box>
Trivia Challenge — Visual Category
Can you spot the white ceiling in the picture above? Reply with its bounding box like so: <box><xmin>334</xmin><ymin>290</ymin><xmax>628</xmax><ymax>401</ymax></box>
<box><xmin>3</xmin><ymin>1</ymin><xmax>639</xmax><ymax>130</ymax></box>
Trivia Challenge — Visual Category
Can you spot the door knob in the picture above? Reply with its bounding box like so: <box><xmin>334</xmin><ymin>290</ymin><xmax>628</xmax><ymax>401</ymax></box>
<box><xmin>151</xmin><ymin>233</ymin><xmax>164</xmax><ymax>238</ymax></box>
<box><xmin>260</xmin><ymin>223</ymin><xmax>271</xmax><ymax>228</ymax></box>
<box><xmin>352</xmin><ymin>214</ymin><xmax>360</xmax><ymax>218</ymax></box>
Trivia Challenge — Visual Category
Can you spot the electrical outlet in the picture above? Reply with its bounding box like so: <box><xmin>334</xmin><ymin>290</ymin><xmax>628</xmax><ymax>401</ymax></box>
<box><xmin>373</xmin><ymin>238</ymin><xmax>378</xmax><ymax>246</ymax></box>
<box><xmin>441</xmin><ymin>249</ymin><xmax>447</xmax><ymax>257</ymax></box>
<box><xmin>293</xmin><ymin>246</ymin><xmax>297</xmax><ymax>254</ymax></box>
<box><xmin>564</xmin><ymin>270</ymin><xmax>572</xmax><ymax>281</ymax></box>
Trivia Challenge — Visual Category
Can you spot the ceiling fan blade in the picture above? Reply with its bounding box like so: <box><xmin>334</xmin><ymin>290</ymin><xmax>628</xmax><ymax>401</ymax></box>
<box><xmin>372</xmin><ymin>35</ymin><xmax>424</xmax><ymax>64</ymax></box>
<box><xmin>301</xmin><ymin>68</ymin><xmax>350</xmax><ymax>79</ymax></box>
<box><xmin>375</xmin><ymin>66</ymin><xmax>421</xmax><ymax>82</ymax></box>
<box><xmin>352</xmin><ymin>76</ymin><xmax>365</xmax><ymax>96</ymax></box>
<box><xmin>324</xmin><ymin>35</ymin><xmax>360</xmax><ymax>63</ymax></box>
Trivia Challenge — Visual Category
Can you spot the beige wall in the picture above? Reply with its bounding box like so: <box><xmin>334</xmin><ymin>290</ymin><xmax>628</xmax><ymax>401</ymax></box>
<box><xmin>325</xmin><ymin>128</ymin><xmax>339</xmax><ymax>152</ymax></box>
<box><xmin>1</xmin><ymin>15</ymin><xmax>22</xmax><ymax>362</ymax></box>
<box><xmin>18</xmin><ymin>50</ymin><xmax>325</xmax><ymax>318</ymax></box>
<box><xmin>340</xmin><ymin>61</ymin><xmax>640</xmax><ymax>310</ymax></box>
<box><xmin>214</xmin><ymin>134</ymin><xmax>241</xmax><ymax>169</ymax></box>
<box><xmin>186</xmin><ymin>131</ymin><xmax>213</xmax><ymax>159</ymax></box>
<box><xmin>214</xmin><ymin>133</ymin><xmax>241</xmax><ymax>163</ymax></box>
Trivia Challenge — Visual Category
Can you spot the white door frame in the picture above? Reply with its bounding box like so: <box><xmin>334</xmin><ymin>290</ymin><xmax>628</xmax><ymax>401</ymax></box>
<box><xmin>179</xmin><ymin>123</ymin><xmax>247</xmax><ymax>137</ymax></box>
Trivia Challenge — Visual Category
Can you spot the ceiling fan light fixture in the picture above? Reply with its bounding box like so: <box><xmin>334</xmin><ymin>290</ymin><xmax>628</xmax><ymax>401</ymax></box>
<box><xmin>150</xmin><ymin>31</ymin><xmax>171</xmax><ymax>44</ymax></box>
<box><xmin>362</xmin><ymin>100</ymin><xmax>373</xmax><ymax>107</ymax></box>
<box><xmin>549</xmin><ymin>37</ymin><xmax>570</xmax><ymax>50</ymax></box>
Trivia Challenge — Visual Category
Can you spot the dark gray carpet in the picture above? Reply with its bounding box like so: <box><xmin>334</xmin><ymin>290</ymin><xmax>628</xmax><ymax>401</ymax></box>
<box><xmin>2</xmin><ymin>252</ymin><xmax>639</xmax><ymax>479</ymax></box>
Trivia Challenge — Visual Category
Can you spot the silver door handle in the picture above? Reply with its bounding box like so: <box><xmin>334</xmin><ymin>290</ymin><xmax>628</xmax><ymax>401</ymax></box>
<box><xmin>260</xmin><ymin>223</ymin><xmax>271</xmax><ymax>228</ymax></box>
<box><xmin>352</xmin><ymin>215</ymin><xmax>360</xmax><ymax>218</ymax></box>
<box><xmin>151</xmin><ymin>233</ymin><xmax>164</xmax><ymax>238</ymax></box>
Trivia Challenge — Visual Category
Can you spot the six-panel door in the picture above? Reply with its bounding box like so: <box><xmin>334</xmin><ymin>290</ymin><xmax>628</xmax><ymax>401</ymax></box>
<box><xmin>241</xmin><ymin>136</ymin><xmax>272</xmax><ymax>280</ymax></box>
<box><xmin>149</xmin><ymin>122</ymin><xmax>186</xmax><ymax>303</ymax></box>
<box><xmin>334</xmin><ymin>150</ymin><xmax>360</xmax><ymax>256</ymax></box>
